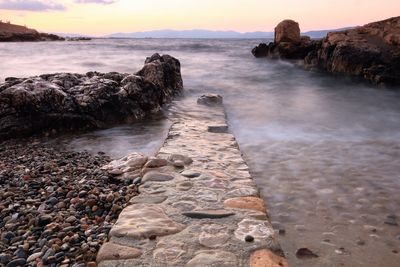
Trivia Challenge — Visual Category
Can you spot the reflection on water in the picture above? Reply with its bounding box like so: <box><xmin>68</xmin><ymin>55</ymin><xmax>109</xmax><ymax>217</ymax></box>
<box><xmin>48</xmin><ymin>117</ymin><xmax>171</xmax><ymax>158</ymax></box>
<box><xmin>1</xmin><ymin>39</ymin><xmax>400</xmax><ymax>266</ymax></box>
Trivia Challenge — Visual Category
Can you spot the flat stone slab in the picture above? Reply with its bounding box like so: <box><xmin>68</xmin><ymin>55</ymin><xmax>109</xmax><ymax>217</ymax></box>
<box><xmin>109</xmin><ymin>204</ymin><xmax>185</xmax><ymax>239</ymax></box>
<box><xmin>97</xmin><ymin>94</ymin><xmax>284</xmax><ymax>267</ymax></box>
<box><xmin>96</xmin><ymin>243</ymin><xmax>142</xmax><ymax>262</ymax></box>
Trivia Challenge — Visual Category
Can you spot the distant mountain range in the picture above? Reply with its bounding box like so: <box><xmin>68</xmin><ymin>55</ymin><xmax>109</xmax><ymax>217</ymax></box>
<box><xmin>103</xmin><ymin>28</ymin><xmax>353</xmax><ymax>39</ymax></box>
<box><xmin>52</xmin><ymin>27</ymin><xmax>354</xmax><ymax>39</ymax></box>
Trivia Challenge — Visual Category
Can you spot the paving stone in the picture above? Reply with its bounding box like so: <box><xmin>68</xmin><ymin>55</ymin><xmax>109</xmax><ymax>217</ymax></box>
<box><xmin>172</xmin><ymin>201</ymin><xmax>198</xmax><ymax>211</ymax></box>
<box><xmin>110</xmin><ymin>204</ymin><xmax>185</xmax><ymax>239</ymax></box>
<box><xmin>250</xmin><ymin>249</ymin><xmax>288</xmax><ymax>267</ymax></box>
<box><xmin>129</xmin><ymin>195</ymin><xmax>168</xmax><ymax>204</ymax></box>
<box><xmin>183</xmin><ymin>209</ymin><xmax>235</xmax><ymax>219</ymax></box>
<box><xmin>142</xmin><ymin>171</ymin><xmax>174</xmax><ymax>183</ymax></box>
<box><xmin>234</xmin><ymin>219</ymin><xmax>274</xmax><ymax>242</ymax></box>
<box><xmin>168</xmin><ymin>154</ymin><xmax>193</xmax><ymax>165</ymax></box>
<box><xmin>224</xmin><ymin>197</ymin><xmax>267</xmax><ymax>213</ymax></box>
<box><xmin>186</xmin><ymin>250</ymin><xmax>237</xmax><ymax>267</ymax></box>
<box><xmin>153</xmin><ymin>240</ymin><xmax>186</xmax><ymax>264</ymax></box>
<box><xmin>144</xmin><ymin>158</ymin><xmax>168</xmax><ymax>168</ymax></box>
<box><xmin>96</xmin><ymin>243</ymin><xmax>142</xmax><ymax>262</ymax></box>
<box><xmin>181</xmin><ymin>170</ymin><xmax>201</xmax><ymax>178</ymax></box>
<box><xmin>199</xmin><ymin>224</ymin><xmax>230</xmax><ymax>248</ymax></box>
<box><xmin>225</xmin><ymin>187</ymin><xmax>259</xmax><ymax>198</ymax></box>
<box><xmin>176</xmin><ymin>181</ymin><xmax>193</xmax><ymax>191</ymax></box>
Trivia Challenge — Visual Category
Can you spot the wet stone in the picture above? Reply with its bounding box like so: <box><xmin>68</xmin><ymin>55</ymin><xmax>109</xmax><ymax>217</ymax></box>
<box><xmin>130</xmin><ymin>195</ymin><xmax>168</xmax><ymax>204</ymax></box>
<box><xmin>208</xmin><ymin>125</ymin><xmax>229</xmax><ymax>133</ymax></box>
<box><xmin>183</xmin><ymin>209</ymin><xmax>235</xmax><ymax>219</ymax></box>
<box><xmin>296</xmin><ymin>248</ymin><xmax>319</xmax><ymax>259</ymax></box>
<box><xmin>250</xmin><ymin>249</ymin><xmax>288</xmax><ymax>267</ymax></box>
<box><xmin>181</xmin><ymin>170</ymin><xmax>201</xmax><ymax>178</ymax></box>
<box><xmin>199</xmin><ymin>224</ymin><xmax>230</xmax><ymax>248</ymax></box>
<box><xmin>176</xmin><ymin>181</ymin><xmax>193</xmax><ymax>191</ymax></box>
<box><xmin>110</xmin><ymin>204</ymin><xmax>185</xmax><ymax>239</ymax></box>
<box><xmin>197</xmin><ymin>94</ymin><xmax>223</xmax><ymax>106</ymax></box>
<box><xmin>234</xmin><ymin>219</ymin><xmax>274</xmax><ymax>242</ymax></box>
<box><xmin>96</xmin><ymin>242</ymin><xmax>142</xmax><ymax>262</ymax></box>
<box><xmin>142</xmin><ymin>171</ymin><xmax>174</xmax><ymax>183</ymax></box>
<box><xmin>186</xmin><ymin>250</ymin><xmax>237</xmax><ymax>267</ymax></box>
<box><xmin>224</xmin><ymin>196</ymin><xmax>266</xmax><ymax>213</ymax></box>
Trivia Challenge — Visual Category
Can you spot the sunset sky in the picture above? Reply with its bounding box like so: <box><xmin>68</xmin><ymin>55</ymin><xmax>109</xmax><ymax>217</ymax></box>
<box><xmin>0</xmin><ymin>0</ymin><xmax>399</xmax><ymax>36</ymax></box>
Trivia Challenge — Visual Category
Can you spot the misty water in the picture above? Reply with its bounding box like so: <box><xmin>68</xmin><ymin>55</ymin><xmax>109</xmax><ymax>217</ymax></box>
<box><xmin>1</xmin><ymin>39</ymin><xmax>400</xmax><ymax>266</ymax></box>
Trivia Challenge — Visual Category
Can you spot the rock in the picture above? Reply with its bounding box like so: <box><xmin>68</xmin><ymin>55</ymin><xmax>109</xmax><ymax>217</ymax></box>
<box><xmin>250</xmin><ymin>249</ymin><xmax>288</xmax><ymax>267</ymax></box>
<box><xmin>65</xmin><ymin>216</ymin><xmax>77</xmax><ymax>223</ymax></box>
<box><xmin>129</xmin><ymin>195</ymin><xmax>168</xmax><ymax>204</ymax></box>
<box><xmin>224</xmin><ymin>196</ymin><xmax>267</xmax><ymax>213</ymax></box>
<box><xmin>295</xmin><ymin>248</ymin><xmax>319</xmax><ymax>259</ymax></box>
<box><xmin>198</xmin><ymin>224</ymin><xmax>230</xmax><ymax>248</ymax></box>
<box><xmin>182</xmin><ymin>210</ymin><xmax>235</xmax><ymax>219</ymax></box>
<box><xmin>142</xmin><ymin>171</ymin><xmax>174</xmax><ymax>183</ymax></box>
<box><xmin>245</xmin><ymin>235</ymin><xmax>254</xmax><ymax>242</ymax></box>
<box><xmin>144</xmin><ymin>158</ymin><xmax>168</xmax><ymax>168</ymax></box>
<box><xmin>384</xmin><ymin>214</ymin><xmax>398</xmax><ymax>226</ymax></box>
<box><xmin>168</xmin><ymin>154</ymin><xmax>193</xmax><ymax>165</ymax></box>
<box><xmin>252</xmin><ymin>43</ymin><xmax>270</xmax><ymax>58</ymax></box>
<box><xmin>0</xmin><ymin>253</ymin><xmax>11</xmax><ymax>264</ymax></box>
<box><xmin>6</xmin><ymin>258</ymin><xmax>26</xmax><ymax>267</ymax></box>
<box><xmin>225</xmin><ymin>187</ymin><xmax>259</xmax><ymax>198</ymax></box>
<box><xmin>96</xmin><ymin>242</ymin><xmax>142</xmax><ymax>262</ymax></box>
<box><xmin>0</xmin><ymin>21</ymin><xmax>64</xmax><ymax>42</ymax></box>
<box><xmin>180</xmin><ymin>170</ymin><xmax>201</xmax><ymax>178</ymax></box>
<box><xmin>27</xmin><ymin>252</ymin><xmax>43</xmax><ymax>262</ymax></box>
<box><xmin>186</xmin><ymin>250</ymin><xmax>237</xmax><ymax>267</ymax></box>
<box><xmin>0</xmin><ymin>54</ymin><xmax>183</xmax><ymax>140</ymax></box>
<box><xmin>153</xmin><ymin>240</ymin><xmax>186</xmax><ymax>264</ymax></box>
<box><xmin>138</xmin><ymin>53</ymin><xmax>183</xmax><ymax>104</ymax></box>
<box><xmin>234</xmin><ymin>219</ymin><xmax>274</xmax><ymax>242</ymax></box>
<box><xmin>37</xmin><ymin>215</ymin><xmax>52</xmax><ymax>227</ymax></box>
<box><xmin>208</xmin><ymin>125</ymin><xmax>229</xmax><ymax>133</ymax></box>
<box><xmin>197</xmin><ymin>94</ymin><xmax>223</xmax><ymax>106</ymax></box>
<box><xmin>275</xmin><ymin>20</ymin><xmax>301</xmax><ymax>44</ymax></box>
<box><xmin>176</xmin><ymin>181</ymin><xmax>193</xmax><ymax>191</ymax></box>
<box><xmin>109</xmin><ymin>204</ymin><xmax>185</xmax><ymax>239</ymax></box>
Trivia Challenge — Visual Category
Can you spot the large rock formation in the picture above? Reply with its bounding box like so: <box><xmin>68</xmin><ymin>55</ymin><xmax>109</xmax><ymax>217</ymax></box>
<box><xmin>0</xmin><ymin>21</ymin><xmax>64</xmax><ymax>42</ymax></box>
<box><xmin>305</xmin><ymin>16</ymin><xmax>400</xmax><ymax>85</ymax></box>
<box><xmin>252</xmin><ymin>19</ymin><xmax>317</xmax><ymax>60</ymax></box>
<box><xmin>0</xmin><ymin>53</ymin><xmax>183</xmax><ymax>140</ymax></box>
<box><xmin>252</xmin><ymin>16</ymin><xmax>400</xmax><ymax>86</ymax></box>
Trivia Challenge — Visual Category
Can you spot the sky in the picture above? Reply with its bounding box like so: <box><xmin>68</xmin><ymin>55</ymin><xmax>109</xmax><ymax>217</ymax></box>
<box><xmin>0</xmin><ymin>0</ymin><xmax>399</xmax><ymax>36</ymax></box>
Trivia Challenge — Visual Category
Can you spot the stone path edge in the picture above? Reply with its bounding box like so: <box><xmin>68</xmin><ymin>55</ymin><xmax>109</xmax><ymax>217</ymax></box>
<box><xmin>96</xmin><ymin>94</ymin><xmax>288</xmax><ymax>267</ymax></box>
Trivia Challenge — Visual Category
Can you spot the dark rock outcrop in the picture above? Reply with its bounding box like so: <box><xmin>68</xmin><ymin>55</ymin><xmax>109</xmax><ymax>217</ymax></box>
<box><xmin>252</xmin><ymin>19</ymin><xmax>318</xmax><ymax>60</ymax></box>
<box><xmin>252</xmin><ymin>16</ymin><xmax>400</xmax><ymax>86</ymax></box>
<box><xmin>0</xmin><ymin>54</ymin><xmax>183</xmax><ymax>140</ymax></box>
<box><xmin>0</xmin><ymin>22</ymin><xmax>64</xmax><ymax>42</ymax></box>
<box><xmin>305</xmin><ymin>17</ymin><xmax>400</xmax><ymax>85</ymax></box>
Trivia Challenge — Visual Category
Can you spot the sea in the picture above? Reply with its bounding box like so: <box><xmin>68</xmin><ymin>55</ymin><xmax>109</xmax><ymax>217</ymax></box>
<box><xmin>1</xmin><ymin>38</ymin><xmax>400</xmax><ymax>266</ymax></box>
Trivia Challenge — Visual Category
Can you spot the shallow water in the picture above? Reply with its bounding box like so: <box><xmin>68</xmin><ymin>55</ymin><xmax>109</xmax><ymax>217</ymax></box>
<box><xmin>1</xmin><ymin>39</ymin><xmax>400</xmax><ymax>266</ymax></box>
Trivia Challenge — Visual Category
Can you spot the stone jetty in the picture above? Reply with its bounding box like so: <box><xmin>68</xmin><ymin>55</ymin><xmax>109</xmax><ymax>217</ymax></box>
<box><xmin>97</xmin><ymin>94</ymin><xmax>287</xmax><ymax>267</ymax></box>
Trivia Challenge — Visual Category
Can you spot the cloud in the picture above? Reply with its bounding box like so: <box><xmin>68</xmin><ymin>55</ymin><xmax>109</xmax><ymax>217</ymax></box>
<box><xmin>75</xmin><ymin>0</ymin><xmax>117</xmax><ymax>4</ymax></box>
<box><xmin>0</xmin><ymin>0</ymin><xmax>66</xmax><ymax>11</ymax></box>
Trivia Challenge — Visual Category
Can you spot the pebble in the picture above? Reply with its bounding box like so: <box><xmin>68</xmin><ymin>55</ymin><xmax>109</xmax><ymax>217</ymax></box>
<box><xmin>180</xmin><ymin>170</ymin><xmax>201</xmax><ymax>178</ymax></box>
<box><xmin>245</xmin><ymin>235</ymin><xmax>254</xmax><ymax>242</ymax></box>
<box><xmin>295</xmin><ymin>248</ymin><xmax>319</xmax><ymax>259</ymax></box>
<box><xmin>0</xmin><ymin>141</ymin><xmax>137</xmax><ymax>266</ymax></box>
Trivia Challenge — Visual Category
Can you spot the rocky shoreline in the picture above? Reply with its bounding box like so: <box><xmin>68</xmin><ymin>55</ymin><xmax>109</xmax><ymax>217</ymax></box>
<box><xmin>252</xmin><ymin>16</ymin><xmax>400</xmax><ymax>86</ymax></box>
<box><xmin>0</xmin><ymin>22</ymin><xmax>64</xmax><ymax>42</ymax></box>
<box><xmin>0</xmin><ymin>53</ymin><xmax>183</xmax><ymax>141</ymax></box>
<box><xmin>0</xmin><ymin>139</ymin><xmax>139</xmax><ymax>267</ymax></box>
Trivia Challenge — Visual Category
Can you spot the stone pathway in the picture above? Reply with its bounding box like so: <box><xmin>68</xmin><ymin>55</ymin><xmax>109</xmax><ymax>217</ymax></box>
<box><xmin>97</xmin><ymin>94</ymin><xmax>288</xmax><ymax>267</ymax></box>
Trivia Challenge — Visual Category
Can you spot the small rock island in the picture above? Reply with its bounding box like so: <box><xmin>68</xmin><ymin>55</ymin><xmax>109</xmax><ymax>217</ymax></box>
<box><xmin>252</xmin><ymin>16</ymin><xmax>400</xmax><ymax>86</ymax></box>
<box><xmin>0</xmin><ymin>21</ymin><xmax>64</xmax><ymax>42</ymax></box>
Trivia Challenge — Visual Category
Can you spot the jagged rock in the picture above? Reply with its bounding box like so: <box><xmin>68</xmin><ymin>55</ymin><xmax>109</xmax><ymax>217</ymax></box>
<box><xmin>305</xmin><ymin>16</ymin><xmax>400</xmax><ymax>85</ymax></box>
<box><xmin>0</xmin><ymin>54</ymin><xmax>183</xmax><ymax>140</ymax></box>
<box><xmin>252</xmin><ymin>16</ymin><xmax>400</xmax><ymax>85</ymax></box>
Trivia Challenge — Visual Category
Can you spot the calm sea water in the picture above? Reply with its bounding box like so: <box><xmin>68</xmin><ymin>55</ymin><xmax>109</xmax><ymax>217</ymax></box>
<box><xmin>1</xmin><ymin>39</ymin><xmax>400</xmax><ymax>266</ymax></box>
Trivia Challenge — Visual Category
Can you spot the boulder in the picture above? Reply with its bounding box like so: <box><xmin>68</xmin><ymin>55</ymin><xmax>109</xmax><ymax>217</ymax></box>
<box><xmin>274</xmin><ymin>20</ymin><xmax>301</xmax><ymax>44</ymax></box>
<box><xmin>0</xmin><ymin>21</ymin><xmax>64</xmax><ymax>42</ymax></box>
<box><xmin>0</xmin><ymin>54</ymin><xmax>183</xmax><ymax>140</ymax></box>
